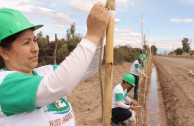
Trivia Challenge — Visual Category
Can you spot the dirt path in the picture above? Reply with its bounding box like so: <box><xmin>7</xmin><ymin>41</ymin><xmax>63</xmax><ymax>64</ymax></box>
<box><xmin>154</xmin><ymin>56</ymin><xmax>194</xmax><ymax>126</ymax></box>
<box><xmin>67</xmin><ymin>62</ymin><xmax>132</xmax><ymax>126</ymax></box>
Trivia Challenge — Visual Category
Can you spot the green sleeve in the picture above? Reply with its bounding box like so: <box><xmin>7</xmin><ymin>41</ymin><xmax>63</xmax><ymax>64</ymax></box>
<box><xmin>138</xmin><ymin>54</ymin><xmax>143</xmax><ymax>59</ymax></box>
<box><xmin>0</xmin><ymin>72</ymin><xmax>43</xmax><ymax>116</ymax></box>
<box><xmin>143</xmin><ymin>54</ymin><xmax>147</xmax><ymax>62</ymax></box>
<box><xmin>115</xmin><ymin>93</ymin><xmax>124</xmax><ymax>101</ymax></box>
<box><xmin>135</xmin><ymin>64</ymin><xmax>140</xmax><ymax>68</ymax></box>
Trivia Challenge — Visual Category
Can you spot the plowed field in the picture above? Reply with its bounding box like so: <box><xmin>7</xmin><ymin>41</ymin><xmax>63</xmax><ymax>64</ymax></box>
<box><xmin>154</xmin><ymin>56</ymin><xmax>194</xmax><ymax>126</ymax></box>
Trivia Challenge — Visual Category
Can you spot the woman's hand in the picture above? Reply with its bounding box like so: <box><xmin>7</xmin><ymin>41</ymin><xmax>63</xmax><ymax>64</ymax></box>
<box><xmin>85</xmin><ymin>2</ymin><xmax>111</xmax><ymax>45</ymax></box>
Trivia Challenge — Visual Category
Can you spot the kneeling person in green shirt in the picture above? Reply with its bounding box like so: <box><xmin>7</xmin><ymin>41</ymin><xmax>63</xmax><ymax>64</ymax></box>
<box><xmin>111</xmin><ymin>74</ymin><xmax>139</xmax><ymax>126</ymax></box>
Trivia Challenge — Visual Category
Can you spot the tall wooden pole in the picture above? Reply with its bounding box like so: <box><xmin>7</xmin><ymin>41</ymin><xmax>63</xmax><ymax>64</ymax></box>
<box><xmin>141</xmin><ymin>15</ymin><xmax>144</xmax><ymax>51</ymax></box>
<box><xmin>103</xmin><ymin>0</ymin><xmax>115</xmax><ymax>126</ymax></box>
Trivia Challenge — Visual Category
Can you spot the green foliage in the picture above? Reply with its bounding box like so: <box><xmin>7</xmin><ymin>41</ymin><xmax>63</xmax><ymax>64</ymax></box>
<box><xmin>37</xmin><ymin>31</ymin><xmax>53</xmax><ymax>67</ymax></box>
<box><xmin>38</xmin><ymin>56</ymin><xmax>54</xmax><ymax>66</ymax></box>
<box><xmin>36</xmin><ymin>24</ymin><xmax>82</xmax><ymax>66</ymax></box>
<box><xmin>189</xmin><ymin>50</ymin><xmax>194</xmax><ymax>56</ymax></box>
<box><xmin>174</xmin><ymin>48</ymin><xmax>183</xmax><ymax>55</ymax></box>
<box><xmin>37</xmin><ymin>31</ymin><xmax>49</xmax><ymax>48</ymax></box>
<box><xmin>56</xmin><ymin>45</ymin><xmax>69</xmax><ymax>63</ymax></box>
<box><xmin>36</xmin><ymin>24</ymin><xmax>147</xmax><ymax>66</ymax></box>
<box><xmin>114</xmin><ymin>47</ymin><xmax>127</xmax><ymax>64</ymax></box>
<box><xmin>57</xmin><ymin>39</ymin><xmax>66</xmax><ymax>49</ymax></box>
<box><xmin>151</xmin><ymin>45</ymin><xmax>157</xmax><ymax>55</ymax></box>
<box><xmin>66</xmin><ymin>24</ymin><xmax>82</xmax><ymax>52</ymax></box>
<box><xmin>182</xmin><ymin>38</ymin><xmax>191</xmax><ymax>52</ymax></box>
<box><xmin>143</xmin><ymin>44</ymin><xmax>149</xmax><ymax>51</ymax></box>
<box><xmin>39</xmin><ymin>47</ymin><xmax>53</xmax><ymax>56</ymax></box>
<box><xmin>114</xmin><ymin>45</ymin><xmax>141</xmax><ymax>65</ymax></box>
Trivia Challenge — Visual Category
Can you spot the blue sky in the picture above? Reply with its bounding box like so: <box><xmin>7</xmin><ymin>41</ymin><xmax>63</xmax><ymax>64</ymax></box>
<box><xmin>1</xmin><ymin>0</ymin><xmax>194</xmax><ymax>54</ymax></box>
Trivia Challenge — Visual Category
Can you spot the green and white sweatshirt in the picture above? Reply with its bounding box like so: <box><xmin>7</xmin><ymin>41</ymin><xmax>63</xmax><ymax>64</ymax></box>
<box><xmin>0</xmin><ymin>38</ymin><xmax>100</xmax><ymax>126</ymax></box>
<box><xmin>112</xmin><ymin>84</ymin><xmax>132</xmax><ymax>109</ymax></box>
<box><xmin>130</xmin><ymin>60</ymin><xmax>141</xmax><ymax>76</ymax></box>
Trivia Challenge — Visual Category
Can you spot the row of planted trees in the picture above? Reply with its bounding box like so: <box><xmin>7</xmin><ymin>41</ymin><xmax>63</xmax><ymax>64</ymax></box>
<box><xmin>36</xmin><ymin>24</ymin><xmax>156</xmax><ymax>66</ymax></box>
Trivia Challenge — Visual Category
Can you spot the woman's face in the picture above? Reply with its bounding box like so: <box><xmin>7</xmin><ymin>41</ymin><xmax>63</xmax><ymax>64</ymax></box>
<box><xmin>3</xmin><ymin>29</ymin><xmax>39</xmax><ymax>74</ymax></box>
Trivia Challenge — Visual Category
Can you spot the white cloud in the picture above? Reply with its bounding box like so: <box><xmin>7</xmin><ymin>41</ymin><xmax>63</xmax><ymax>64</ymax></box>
<box><xmin>49</xmin><ymin>3</ymin><xmax>59</xmax><ymax>8</ymax></box>
<box><xmin>189</xmin><ymin>0</ymin><xmax>194</xmax><ymax>2</ymax></box>
<box><xmin>70</xmin><ymin>0</ymin><xmax>94</xmax><ymax>12</ymax></box>
<box><xmin>99</xmin><ymin>0</ymin><xmax>135</xmax><ymax>7</ymax></box>
<box><xmin>35</xmin><ymin>23</ymin><xmax>69</xmax><ymax>39</ymax></box>
<box><xmin>0</xmin><ymin>0</ymin><xmax>77</xmax><ymax>25</ymax></box>
<box><xmin>49</xmin><ymin>12</ymin><xmax>77</xmax><ymax>25</ymax></box>
<box><xmin>114</xmin><ymin>28</ymin><xmax>141</xmax><ymax>47</ymax></box>
<box><xmin>170</xmin><ymin>18</ymin><xmax>193</xmax><ymax>23</ymax></box>
<box><xmin>148</xmin><ymin>38</ymin><xmax>193</xmax><ymax>54</ymax></box>
<box><xmin>115</xmin><ymin>35</ymin><xmax>194</xmax><ymax>54</ymax></box>
<box><xmin>0</xmin><ymin>1</ymin><xmax>25</xmax><ymax>9</ymax></box>
<box><xmin>114</xmin><ymin>28</ymin><xmax>141</xmax><ymax>39</ymax></box>
<box><xmin>116</xmin><ymin>0</ymin><xmax>135</xmax><ymax>7</ymax></box>
<box><xmin>69</xmin><ymin>0</ymin><xmax>134</xmax><ymax>12</ymax></box>
<box><xmin>115</xmin><ymin>18</ymin><xmax>120</xmax><ymax>23</ymax></box>
<box><xmin>25</xmin><ymin>6</ymin><xmax>77</xmax><ymax>25</ymax></box>
<box><xmin>183</xmin><ymin>0</ymin><xmax>194</xmax><ymax>4</ymax></box>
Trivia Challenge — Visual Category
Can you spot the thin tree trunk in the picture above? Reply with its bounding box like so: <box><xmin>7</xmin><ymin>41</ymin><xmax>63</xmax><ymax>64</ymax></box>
<box><xmin>53</xmin><ymin>34</ymin><xmax>58</xmax><ymax>64</ymax></box>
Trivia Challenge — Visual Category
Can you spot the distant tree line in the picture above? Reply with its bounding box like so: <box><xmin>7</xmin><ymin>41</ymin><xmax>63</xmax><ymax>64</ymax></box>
<box><xmin>170</xmin><ymin>38</ymin><xmax>193</xmax><ymax>55</ymax></box>
<box><xmin>36</xmin><ymin>24</ymin><xmax>152</xmax><ymax>66</ymax></box>
<box><xmin>113</xmin><ymin>46</ymin><xmax>140</xmax><ymax>64</ymax></box>
<box><xmin>151</xmin><ymin>45</ymin><xmax>157</xmax><ymax>55</ymax></box>
<box><xmin>37</xmin><ymin>24</ymin><xmax>81</xmax><ymax>66</ymax></box>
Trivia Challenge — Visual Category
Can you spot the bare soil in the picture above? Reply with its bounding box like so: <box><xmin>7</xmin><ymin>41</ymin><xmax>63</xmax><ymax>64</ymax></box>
<box><xmin>154</xmin><ymin>56</ymin><xmax>194</xmax><ymax>126</ymax></box>
<box><xmin>68</xmin><ymin>62</ymin><xmax>132</xmax><ymax>126</ymax></box>
<box><xmin>67</xmin><ymin>56</ymin><xmax>194</xmax><ymax>126</ymax></box>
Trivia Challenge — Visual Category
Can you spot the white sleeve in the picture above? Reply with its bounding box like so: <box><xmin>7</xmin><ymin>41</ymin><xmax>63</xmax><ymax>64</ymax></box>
<box><xmin>80</xmin><ymin>45</ymin><xmax>101</xmax><ymax>82</ymax></box>
<box><xmin>116</xmin><ymin>101</ymin><xmax>129</xmax><ymax>109</ymax></box>
<box><xmin>125</xmin><ymin>96</ymin><xmax>132</xmax><ymax>104</ymax></box>
<box><xmin>137</xmin><ymin>68</ymin><xmax>141</xmax><ymax>74</ymax></box>
<box><xmin>137</xmin><ymin>67</ymin><xmax>145</xmax><ymax>76</ymax></box>
<box><xmin>36</xmin><ymin>38</ymin><xmax>97</xmax><ymax>107</ymax></box>
<box><xmin>136</xmin><ymin>65</ymin><xmax>144</xmax><ymax>75</ymax></box>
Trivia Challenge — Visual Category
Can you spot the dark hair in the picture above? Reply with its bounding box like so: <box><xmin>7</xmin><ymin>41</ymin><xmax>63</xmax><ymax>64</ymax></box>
<box><xmin>0</xmin><ymin>57</ymin><xmax>4</xmax><ymax>68</ymax></box>
<box><xmin>0</xmin><ymin>31</ymin><xmax>22</xmax><ymax>48</ymax></box>
<box><xmin>122</xmin><ymin>80</ymin><xmax>127</xmax><ymax>84</ymax></box>
<box><xmin>0</xmin><ymin>31</ymin><xmax>22</xmax><ymax>68</ymax></box>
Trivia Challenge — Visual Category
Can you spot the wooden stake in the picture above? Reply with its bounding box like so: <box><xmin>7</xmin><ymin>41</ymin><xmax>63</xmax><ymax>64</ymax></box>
<box><xmin>53</xmin><ymin>34</ymin><xmax>58</xmax><ymax>64</ymax></box>
<box><xmin>103</xmin><ymin>0</ymin><xmax>115</xmax><ymax>126</ymax></box>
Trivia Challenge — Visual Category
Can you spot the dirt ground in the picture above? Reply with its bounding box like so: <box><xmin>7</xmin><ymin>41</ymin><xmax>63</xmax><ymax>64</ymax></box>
<box><xmin>67</xmin><ymin>56</ymin><xmax>194</xmax><ymax>126</ymax></box>
<box><xmin>68</xmin><ymin>62</ymin><xmax>132</xmax><ymax>126</ymax></box>
<box><xmin>154</xmin><ymin>56</ymin><xmax>194</xmax><ymax>126</ymax></box>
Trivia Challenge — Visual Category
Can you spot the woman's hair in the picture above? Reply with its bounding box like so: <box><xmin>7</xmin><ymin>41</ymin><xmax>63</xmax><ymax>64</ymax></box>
<box><xmin>0</xmin><ymin>57</ymin><xmax>4</xmax><ymax>68</ymax></box>
<box><xmin>0</xmin><ymin>31</ymin><xmax>22</xmax><ymax>48</ymax></box>
<box><xmin>0</xmin><ymin>31</ymin><xmax>22</xmax><ymax>68</ymax></box>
